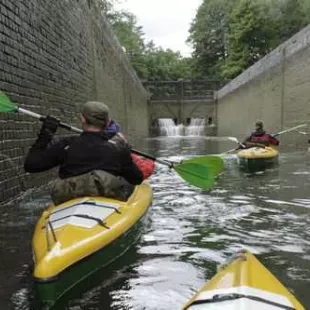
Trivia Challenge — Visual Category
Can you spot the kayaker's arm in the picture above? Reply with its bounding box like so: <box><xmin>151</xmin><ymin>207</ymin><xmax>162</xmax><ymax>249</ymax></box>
<box><xmin>24</xmin><ymin>138</ymin><xmax>70</xmax><ymax>173</ymax></box>
<box><xmin>24</xmin><ymin>116</ymin><xmax>74</xmax><ymax>173</ymax></box>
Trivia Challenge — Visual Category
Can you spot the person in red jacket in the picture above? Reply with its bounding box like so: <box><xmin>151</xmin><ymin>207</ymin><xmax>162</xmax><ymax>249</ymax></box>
<box><xmin>243</xmin><ymin>121</ymin><xmax>279</xmax><ymax>147</ymax></box>
<box><xmin>105</xmin><ymin>120</ymin><xmax>155</xmax><ymax>180</ymax></box>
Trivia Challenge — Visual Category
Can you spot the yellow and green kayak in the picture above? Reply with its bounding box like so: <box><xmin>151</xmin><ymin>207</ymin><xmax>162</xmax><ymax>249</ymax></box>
<box><xmin>237</xmin><ymin>147</ymin><xmax>279</xmax><ymax>170</ymax></box>
<box><xmin>183</xmin><ymin>250</ymin><xmax>304</xmax><ymax>310</ymax></box>
<box><xmin>32</xmin><ymin>182</ymin><xmax>152</xmax><ymax>304</ymax></box>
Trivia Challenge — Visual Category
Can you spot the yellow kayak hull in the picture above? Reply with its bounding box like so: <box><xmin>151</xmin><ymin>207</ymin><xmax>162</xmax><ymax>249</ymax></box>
<box><xmin>237</xmin><ymin>147</ymin><xmax>279</xmax><ymax>171</ymax></box>
<box><xmin>32</xmin><ymin>182</ymin><xmax>152</xmax><ymax>302</ymax></box>
<box><xmin>183</xmin><ymin>250</ymin><xmax>304</xmax><ymax>309</ymax></box>
<box><xmin>237</xmin><ymin>147</ymin><xmax>279</xmax><ymax>160</ymax></box>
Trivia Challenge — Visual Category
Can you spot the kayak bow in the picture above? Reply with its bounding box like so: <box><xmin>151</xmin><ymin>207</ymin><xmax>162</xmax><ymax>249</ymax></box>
<box><xmin>183</xmin><ymin>250</ymin><xmax>305</xmax><ymax>310</ymax></box>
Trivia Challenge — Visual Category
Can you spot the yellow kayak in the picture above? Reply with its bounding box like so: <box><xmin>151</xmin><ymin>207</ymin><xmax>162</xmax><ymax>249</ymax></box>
<box><xmin>237</xmin><ymin>146</ymin><xmax>279</xmax><ymax>160</ymax></box>
<box><xmin>237</xmin><ymin>147</ymin><xmax>279</xmax><ymax>171</ymax></box>
<box><xmin>32</xmin><ymin>181</ymin><xmax>152</xmax><ymax>303</ymax></box>
<box><xmin>183</xmin><ymin>250</ymin><xmax>304</xmax><ymax>310</ymax></box>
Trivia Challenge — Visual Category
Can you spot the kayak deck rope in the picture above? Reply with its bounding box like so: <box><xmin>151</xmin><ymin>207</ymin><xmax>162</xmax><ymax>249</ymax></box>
<box><xmin>48</xmin><ymin>200</ymin><xmax>121</xmax><ymax>216</ymax></box>
<box><xmin>43</xmin><ymin>214</ymin><xmax>110</xmax><ymax>252</ymax></box>
<box><xmin>45</xmin><ymin>220</ymin><xmax>57</xmax><ymax>252</ymax></box>
<box><xmin>73</xmin><ymin>214</ymin><xmax>110</xmax><ymax>229</ymax></box>
<box><xmin>184</xmin><ymin>293</ymin><xmax>295</xmax><ymax>310</ymax></box>
<box><xmin>43</xmin><ymin>214</ymin><xmax>110</xmax><ymax>229</ymax></box>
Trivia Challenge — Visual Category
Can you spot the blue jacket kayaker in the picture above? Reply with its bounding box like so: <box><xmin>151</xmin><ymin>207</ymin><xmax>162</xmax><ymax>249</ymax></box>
<box><xmin>24</xmin><ymin>101</ymin><xmax>143</xmax><ymax>205</ymax></box>
<box><xmin>243</xmin><ymin>121</ymin><xmax>279</xmax><ymax>147</ymax></box>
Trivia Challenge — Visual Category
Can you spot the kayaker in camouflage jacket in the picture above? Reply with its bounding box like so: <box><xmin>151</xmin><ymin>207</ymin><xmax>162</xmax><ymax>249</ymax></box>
<box><xmin>243</xmin><ymin>120</ymin><xmax>279</xmax><ymax>147</ymax></box>
<box><xmin>24</xmin><ymin>101</ymin><xmax>143</xmax><ymax>205</ymax></box>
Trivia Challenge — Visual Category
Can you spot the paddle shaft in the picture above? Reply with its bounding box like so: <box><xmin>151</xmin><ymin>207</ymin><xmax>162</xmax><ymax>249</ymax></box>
<box><xmin>18</xmin><ymin>107</ymin><xmax>173</xmax><ymax>167</ymax></box>
<box><xmin>128</xmin><ymin>149</ymin><xmax>173</xmax><ymax>167</ymax></box>
<box><xmin>19</xmin><ymin>107</ymin><xmax>83</xmax><ymax>133</ymax></box>
<box><xmin>227</xmin><ymin>137</ymin><xmax>246</xmax><ymax>148</ymax></box>
<box><xmin>220</xmin><ymin>147</ymin><xmax>239</xmax><ymax>155</ymax></box>
<box><xmin>272</xmin><ymin>124</ymin><xmax>307</xmax><ymax>137</ymax></box>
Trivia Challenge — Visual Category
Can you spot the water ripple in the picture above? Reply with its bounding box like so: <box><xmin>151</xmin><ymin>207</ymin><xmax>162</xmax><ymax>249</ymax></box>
<box><xmin>2</xmin><ymin>140</ymin><xmax>310</xmax><ymax>309</ymax></box>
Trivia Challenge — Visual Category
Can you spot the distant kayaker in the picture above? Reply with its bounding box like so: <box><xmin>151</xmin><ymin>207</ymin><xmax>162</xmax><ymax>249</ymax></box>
<box><xmin>24</xmin><ymin>101</ymin><xmax>144</xmax><ymax>205</ymax></box>
<box><xmin>242</xmin><ymin>121</ymin><xmax>279</xmax><ymax>147</ymax></box>
<box><xmin>104</xmin><ymin>120</ymin><xmax>155</xmax><ymax>180</ymax></box>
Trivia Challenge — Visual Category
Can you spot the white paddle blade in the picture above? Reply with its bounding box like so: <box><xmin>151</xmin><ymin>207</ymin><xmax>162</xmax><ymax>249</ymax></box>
<box><xmin>296</xmin><ymin>131</ymin><xmax>308</xmax><ymax>135</ymax></box>
<box><xmin>227</xmin><ymin>137</ymin><xmax>239</xmax><ymax>143</ymax></box>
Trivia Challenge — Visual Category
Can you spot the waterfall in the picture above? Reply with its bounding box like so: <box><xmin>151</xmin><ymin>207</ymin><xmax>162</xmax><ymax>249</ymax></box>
<box><xmin>158</xmin><ymin>118</ymin><xmax>207</xmax><ymax>136</ymax></box>
<box><xmin>158</xmin><ymin>118</ymin><xmax>184</xmax><ymax>136</ymax></box>
<box><xmin>185</xmin><ymin>118</ymin><xmax>206</xmax><ymax>136</ymax></box>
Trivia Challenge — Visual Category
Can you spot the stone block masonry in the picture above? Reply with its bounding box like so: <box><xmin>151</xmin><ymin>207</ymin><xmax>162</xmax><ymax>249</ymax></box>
<box><xmin>0</xmin><ymin>0</ymin><xmax>148</xmax><ymax>203</ymax></box>
<box><xmin>216</xmin><ymin>25</ymin><xmax>310</xmax><ymax>148</ymax></box>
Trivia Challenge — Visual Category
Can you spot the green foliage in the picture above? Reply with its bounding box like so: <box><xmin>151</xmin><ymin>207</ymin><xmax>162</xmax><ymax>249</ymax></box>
<box><xmin>133</xmin><ymin>47</ymin><xmax>194</xmax><ymax>80</ymax></box>
<box><xmin>273</xmin><ymin>0</ymin><xmax>310</xmax><ymax>43</ymax></box>
<box><xmin>188</xmin><ymin>0</ymin><xmax>236</xmax><ymax>79</ymax></box>
<box><xmin>189</xmin><ymin>0</ymin><xmax>310</xmax><ymax>80</ymax></box>
<box><xmin>96</xmin><ymin>0</ymin><xmax>310</xmax><ymax>81</ymax></box>
<box><xmin>110</xmin><ymin>11</ymin><xmax>145</xmax><ymax>55</ymax></box>
<box><xmin>222</xmin><ymin>0</ymin><xmax>275</xmax><ymax>79</ymax></box>
<box><xmin>94</xmin><ymin>0</ymin><xmax>192</xmax><ymax>81</ymax></box>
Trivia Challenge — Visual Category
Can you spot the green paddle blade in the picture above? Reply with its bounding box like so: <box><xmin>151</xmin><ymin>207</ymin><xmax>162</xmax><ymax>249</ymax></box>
<box><xmin>182</xmin><ymin>155</ymin><xmax>224</xmax><ymax>177</ymax></box>
<box><xmin>0</xmin><ymin>90</ymin><xmax>18</xmax><ymax>112</ymax></box>
<box><xmin>174</xmin><ymin>162</ymin><xmax>215</xmax><ymax>190</ymax></box>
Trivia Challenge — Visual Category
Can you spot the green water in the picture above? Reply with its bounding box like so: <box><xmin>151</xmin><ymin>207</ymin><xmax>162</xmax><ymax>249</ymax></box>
<box><xmin>1</xmin><ymin>137</ymin><xmax>310</xmax><ymax>309</ymax></box>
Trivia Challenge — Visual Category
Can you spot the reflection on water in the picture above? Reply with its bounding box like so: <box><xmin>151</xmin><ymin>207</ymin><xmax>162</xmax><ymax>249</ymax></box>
<box><xmin>1</xmin><ymin>137</ymin><xmax>310</xmax><ymax>309</ymax></box>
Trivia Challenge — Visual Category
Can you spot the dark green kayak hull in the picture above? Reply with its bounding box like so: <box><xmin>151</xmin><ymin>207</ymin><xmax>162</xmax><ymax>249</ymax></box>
<box><xmin>239</xmin><ymin>155</ymin><xmax>279</xmax><ymax>172</ymax></box>
<box><xmin>33</xmin><ymin>212</ymin><xmax>148</xmax><ymax>308</ymax></box>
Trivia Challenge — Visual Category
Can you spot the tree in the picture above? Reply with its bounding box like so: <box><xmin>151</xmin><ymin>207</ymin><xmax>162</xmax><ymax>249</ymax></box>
<box><xmin>221</xmin><ymin>0</ymin><xmax>275</xmax><ymax>79</ymax></box>
<box><xmin>273</xmin><ymin>0</ymin><xmax>309</xmax><ymax>43</ymax></box>
<box><xmin>140</xmin><ymin>48</ymin><xmax>193</xmax><ymax>81</ymax></box>
<box><xmin>188</xmin><ymin>0</ymin><xmax>237</xmax><ymax>79</ymax></box>
<box><xmin>109</xmin><ymin>11</ymin><xmax>145</xmax><ymax>55</ymax></box>
<box><xmin>92</xmin><ymin>1</ymin><xmax>191</xmax><ymax>80</ymax></box>
<box><xmin>189</xmin><ymin>0</ymin><xmax>310</xmax><ymax>80</ymax></box>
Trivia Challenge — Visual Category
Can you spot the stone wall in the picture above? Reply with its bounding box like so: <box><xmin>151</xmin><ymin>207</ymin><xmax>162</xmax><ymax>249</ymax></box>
<box><xmin>0</xmin><ymin>0</ymin><xmax>148</xmax><ymax>203</ymax></box>
<box><xmin>216</xmin><ymin>25</ymin><xmax>310</xmax><ymax>147</ymax></box>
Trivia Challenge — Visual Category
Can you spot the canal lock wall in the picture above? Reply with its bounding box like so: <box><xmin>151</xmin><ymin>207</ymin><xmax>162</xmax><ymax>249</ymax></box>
<box><xmin>0</xmin><ymin>0</ymin><xmax>148</xmax><ymax>203</ymax></box>
<box><xmin>217</xmin><ymin>25</ymin><xmax>310</xmax><ymax>149</ymax></box>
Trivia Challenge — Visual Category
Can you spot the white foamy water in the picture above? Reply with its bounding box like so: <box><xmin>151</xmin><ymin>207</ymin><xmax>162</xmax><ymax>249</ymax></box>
<box><xmin>185</xmin><ymin>118</ymin><xmax>206</xmax><ymax>136</ymax></box>
<box><xmin>158</xmin><ymin>118</ymin><xmax>184</xmax><ymax>136</ymax></box>
<box><xmin>158</xmin><ymin>118</ymin><xmax>206</xmax><ymax>136</ymax></box>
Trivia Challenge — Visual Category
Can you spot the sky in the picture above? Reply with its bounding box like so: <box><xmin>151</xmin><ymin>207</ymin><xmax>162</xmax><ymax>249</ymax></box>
<box><xmin>114</xmin><ymin>0</ymin><xmax>203</xmax><ymax>57</ymax></box>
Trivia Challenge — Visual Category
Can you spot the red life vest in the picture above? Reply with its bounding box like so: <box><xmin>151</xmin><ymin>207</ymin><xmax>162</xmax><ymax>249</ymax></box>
<box><xmin>249</xmin><ymin>133</ymin><xmax>279</xmax><ymax>146</ymax></box>
<box><xmin>108</xmin><ymin>133</ymin><xmax>155</xmax><ymax>179</ymax></box>
<box><xmin>131</xmin><ymin>153</ymin><xmax>155</xmax><ymax>180</ymax></box>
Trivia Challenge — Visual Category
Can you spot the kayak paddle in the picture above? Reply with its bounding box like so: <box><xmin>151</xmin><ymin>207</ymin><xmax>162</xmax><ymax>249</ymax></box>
<box><xmin>227</xmin><ymin>137</ymin><xmax>246</xmax><ymax>149</ymax></box>
<box><xmin>128</xmin><ymin>149</ymin><xmax>223</xmax><ymax>190</ymax></box>
<box><xmin>0</xmin><ymin>90</ymin><xmax>81</xmax><ymax>132</ymax></box>
<box><xmin>272</xmin><ymin>124</ymin><xmax>307</xmax><ymax>137</ymax></box>
<box><xmin>0</xmin><ymin>90</ymin><xmax>222</xmax><ymax>190</ymax></box>
<box><xmin>181</xmin><ymin>155</ymin><xmax>224</xmax><ymax>177</ymax></box>
<box><xmin>295</xmin><ymin>130</ymin><xmax>308</xmax><ymax>135</ymax></box>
